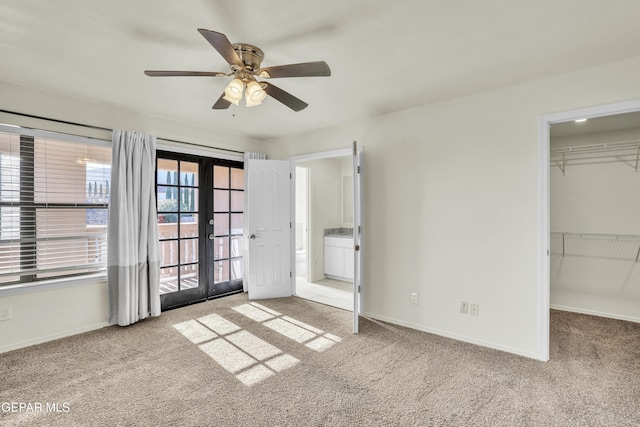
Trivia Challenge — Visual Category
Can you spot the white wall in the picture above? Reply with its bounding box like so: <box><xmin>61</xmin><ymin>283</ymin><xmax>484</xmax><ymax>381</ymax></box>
<box><xmin>0</xmin><ymin>280</ymin><xmax>108</xmax><ymax>353</ymax></box>
<box><xmin>297</xmin><ymin>158</ymin><xmax>343</xmax><ymax>282</ymax></box>
<box><xmin>550</xmin><ymin>128</ymin><xmax>640</xmax><ymax>322</ymax></box>
<box><xmin>0</xmin><ymin>80</ymin><xmax>260</xmax><ymax>353</ymax></box>
<box><xmin>266</xmin><ymin>55</ymin><xmax>640</xmax><ymax>359</ymax></box>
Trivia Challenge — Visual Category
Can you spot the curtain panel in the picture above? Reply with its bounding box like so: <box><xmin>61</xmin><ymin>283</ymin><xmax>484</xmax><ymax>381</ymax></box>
<box><xmin>107</xmin><ymin>130</ymin><xmax>161</xmax><ymax>326</ymax></box>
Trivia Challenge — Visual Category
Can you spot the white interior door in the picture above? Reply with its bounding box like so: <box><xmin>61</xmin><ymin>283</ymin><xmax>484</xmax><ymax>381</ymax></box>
<box><xmin>247</xmin><ymin>159</ymin><xmax>292</xmax><ymax>299</ymax></box>
<box><xmin>353</xmin><ymin>146</ymin><xmax>364</xmax><ymax>333</ymax></box>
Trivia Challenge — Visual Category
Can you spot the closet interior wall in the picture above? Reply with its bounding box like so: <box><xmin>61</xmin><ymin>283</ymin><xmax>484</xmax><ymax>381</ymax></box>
<box><xmin>550</xmin><ymin>125</ymin><xmax>640</xmax><ymax>322</ymax></box>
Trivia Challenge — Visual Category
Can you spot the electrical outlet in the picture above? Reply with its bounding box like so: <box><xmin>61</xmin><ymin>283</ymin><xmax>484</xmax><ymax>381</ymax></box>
<box><xmin>410</xmin><ymin>293</ymin><xmax>419</xmax><ymax>305</ymax></box>
<box><xmin>470</xmin><ymin>303</ymin><xmax>479</xmax><ymax>316</ymax></box>
<box><xmin>460</xmin><ymin>301</ymin><xmax>468</xmax><ymax>314</ymax></box>
<box><xmin>0</xmin><ymin>306</ymin><xmax>11</xmax><ymax>321</ymax></box>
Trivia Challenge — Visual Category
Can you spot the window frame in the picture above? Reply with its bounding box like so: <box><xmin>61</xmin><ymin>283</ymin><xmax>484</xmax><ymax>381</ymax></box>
<box><xmin>0</xmin><ymin>124</ymin><xmax>111</xmax><ymax>290</ymax></box>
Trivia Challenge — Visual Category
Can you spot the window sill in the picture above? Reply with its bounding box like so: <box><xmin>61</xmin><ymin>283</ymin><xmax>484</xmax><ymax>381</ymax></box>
<box><xmin>0</xmin><ymin>273</ymin><xmax>107</xmax><ymax>298</ymax></box>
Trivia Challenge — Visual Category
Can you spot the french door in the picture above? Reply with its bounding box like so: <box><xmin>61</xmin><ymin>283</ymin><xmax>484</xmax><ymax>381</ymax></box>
<box><xmin>156</xmin><ymin>151</ymin><xmax>244</xmax><ymax>310</ymax></box>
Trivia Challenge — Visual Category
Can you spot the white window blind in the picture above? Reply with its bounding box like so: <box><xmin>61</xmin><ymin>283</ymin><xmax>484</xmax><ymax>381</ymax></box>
<box><xmin>0</xmin><ymin>129</ymin><xmax>111</xmax><ymax>285</ymax></box>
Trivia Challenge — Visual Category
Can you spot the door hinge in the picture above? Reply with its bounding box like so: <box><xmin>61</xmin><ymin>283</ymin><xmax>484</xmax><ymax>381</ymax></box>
<box><xmin>357</xmin><ymin>165</ymin><xmax>360</xmax><ymax>174</ymax></box>
<box><xmin>290</xmin><ymin>173</ymin><xmax>292</xmax><ymax>179</ymax></box>
<box><xmin>353</xmin><ymin>140</ymin><xmax>357</xmax><ymax>156</ymax></box>
<box><xmin>358</xmin><ymin>225</ymin><xmax>361</xmax><ymax>234</ymax></box>
<box><xmin>290</xmin><ymin>222</ymin><xmax>292</xmax><ymax>228</ymax></box>
<box><xmin>358</xmin><ymin>285</ymin><xmax>361</xmax><ymax>293</ymax></box>
<box><xmin>290</xmin><ymin>271</ymin><xmax>292</xmax><ymax>278</ymax></box>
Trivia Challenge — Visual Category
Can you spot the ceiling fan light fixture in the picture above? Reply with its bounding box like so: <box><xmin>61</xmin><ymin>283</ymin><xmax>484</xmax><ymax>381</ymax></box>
<box><xmin>223</xmin><ymin>78</ymin><xmax>244</xmax><ymax>105</ymax></box>
<box><xmin>246</xmin><ymin>81</ymin><xmax>267</xmax><ymax>104</ymax></box>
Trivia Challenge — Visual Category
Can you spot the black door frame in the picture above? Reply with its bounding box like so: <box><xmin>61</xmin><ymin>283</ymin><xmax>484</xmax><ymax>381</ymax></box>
<box><xmin>157</xmin><ymin>150</ymin><xmax>244</xmax><ymax>310</ymax></box>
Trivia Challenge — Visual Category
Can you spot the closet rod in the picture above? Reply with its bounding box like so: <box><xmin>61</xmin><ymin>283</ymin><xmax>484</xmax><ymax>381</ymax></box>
<box><xmin>0</xmin><ymin>108</ymin><xmax>245</xmax><ymax>155</ymax></box>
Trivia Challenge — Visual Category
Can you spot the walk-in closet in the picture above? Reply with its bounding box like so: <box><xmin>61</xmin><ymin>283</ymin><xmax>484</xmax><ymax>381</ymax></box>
<box><xmin>550</xmin><ymin>111</ymin><xmax>640</xmax><ymax>322</ymax></box>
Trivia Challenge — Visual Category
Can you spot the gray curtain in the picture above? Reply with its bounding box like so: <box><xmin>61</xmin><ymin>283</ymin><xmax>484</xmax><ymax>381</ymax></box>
<box><xmin>242</xmin><ymin>152</ymin><xmax>267</xmax><ymax>292</ymax></box>
<box><xmin>107</xmin><ymin>130</ymin><xmax>161</xmax><ymax>326</ymax></box>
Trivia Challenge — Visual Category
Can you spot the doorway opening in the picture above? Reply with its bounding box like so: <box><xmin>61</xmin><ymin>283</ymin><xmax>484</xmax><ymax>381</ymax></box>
<box><xmin>538</xmin><ymin>100</ymin><xmax>640</xmax><ymax>361</ymax></box>
<box><xmin>157</xmin><ymin>151</ymin><xmax>245</xmax><ymax>311</ymax></box>
<box><xmin>294</xmin><ymin>157</ymin><xmax>353</xmax><ymax>311</ymax></box>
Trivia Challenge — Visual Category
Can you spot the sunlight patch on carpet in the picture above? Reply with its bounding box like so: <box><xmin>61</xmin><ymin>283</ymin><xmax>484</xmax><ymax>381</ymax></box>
<box><xmin>199</xmin><ymin>339</ymin><xmax>256</xmax><ymax>374</ymax></box>
<box><xmin>198</xmin><ymin>313</ymin><xmax>241</xmax><ymax>335</ymax></box>
<box><xmin>232</xmin><ymin>302</ymin><xmax>342</xmax><ymax>352</ymax></box>
<box><xmin>249</xmin><ymin>302</ymin><xmax>281</xmax><ymax>316</ymax></box>
<box><xmin>265</xmin><ymin>354</ymin><xmax>300</xmax><ymax>372</ymax></box>
<box><xmin>306</xmin><ymin>336</ymin><xmax>336</xmax><ymax>352</ymax></box>
<box><xmin>172</xmin><ymin>319</ymin><xmax>217</xmax><ymax>344</ymax></box>
<box><xmin>263</xmin><ymin>318</ymin><xmax>317</xmax><ymax>343</ymax></box>
<box><xmin>236</xmin><ymin>365</ymin><xmax>275</xmax><ymax>387</ymax></box>
<box><xmin>173</xmin><ymin>313</ymin><xmax>300</xmax><ymax>387</ymax></box>
<box><xmin>226</xmin><ymin>330</ymin><xmax>282</xmax><ymax>361</ymax></box>
<box><xmin>232</xmin><ymin>303</ymin><xmax>275</xmax><ymax>322</ymax></box>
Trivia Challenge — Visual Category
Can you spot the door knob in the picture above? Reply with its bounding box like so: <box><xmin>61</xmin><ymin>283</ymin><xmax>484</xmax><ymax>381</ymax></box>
<box><xmin>250</xmin><ymin>234</ymin><xmax>256</xmax><ymax>240</ymax></box>
<box><xmin>209</xmin><ymin>219</ymin><xmax>214</xmax><ymax>225</ymax></box>
<box><xmin>208</xmin><ymin>234</ymin><xmax>214</xmax><ymax>240</ymax></box>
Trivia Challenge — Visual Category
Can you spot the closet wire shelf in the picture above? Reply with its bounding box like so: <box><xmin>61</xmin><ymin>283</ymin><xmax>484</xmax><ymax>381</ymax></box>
<box><xmin>550</xmin><ymin>140</ymin><xmax>640</xmax><ymax>175</ymax></box>
<box><xmin>550</xmin><ymin>232</ymin><xmax>640</xmax><ymax>261</ymax></box>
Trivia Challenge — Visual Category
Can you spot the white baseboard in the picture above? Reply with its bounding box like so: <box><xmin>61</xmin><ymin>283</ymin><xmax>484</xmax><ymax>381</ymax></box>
<box><xmin>360</xmin><ymin>311</ymin><xmax>541</xmax><ymax>361</ymax></box>
<box><xmin>0</xmin><ymin>321</ymin><xmax>110</xmax><ymax>354</ymax></box>
<box><xmin>550</xmin><ymin>304</ymin><xmax>640</xmax><ymax>323</ymax></box>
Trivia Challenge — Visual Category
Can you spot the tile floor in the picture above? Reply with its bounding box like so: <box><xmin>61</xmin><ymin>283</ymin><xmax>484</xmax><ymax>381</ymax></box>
<box><xmin>295</xmin><ymin>277</ymin><xmax>353</xmax><ymax>311</ymax></box>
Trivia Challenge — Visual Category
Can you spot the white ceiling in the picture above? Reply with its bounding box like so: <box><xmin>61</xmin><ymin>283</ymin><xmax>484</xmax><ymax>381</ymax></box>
<box><xmin>2</xmin><ymin>0</ymin><xmax>640</xmax><ymax>140</ymax></box>
<box><xmin>550</xmin><ymin>111</ymin><xmax>640</xmax><ymax>139</ymax></box>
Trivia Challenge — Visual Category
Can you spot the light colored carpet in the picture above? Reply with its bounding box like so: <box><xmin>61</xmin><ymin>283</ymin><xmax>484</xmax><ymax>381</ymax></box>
<box><xmin>1</xmin><ymin>293</ymin><xmax>639</xmax><ymax>426</ymax></box>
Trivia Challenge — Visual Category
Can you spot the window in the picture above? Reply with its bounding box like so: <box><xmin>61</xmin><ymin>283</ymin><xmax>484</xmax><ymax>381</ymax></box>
<box><xmin>0</xmin><ymin>129</ymin><xmax>111</xmax><ymax>286</ymax></box>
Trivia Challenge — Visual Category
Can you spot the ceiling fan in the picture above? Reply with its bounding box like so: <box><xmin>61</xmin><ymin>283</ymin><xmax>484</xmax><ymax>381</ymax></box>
<box><xmin>144</xmin><ymin>29</ymin><xmax>331</xmax><ymax>112</ymax></box>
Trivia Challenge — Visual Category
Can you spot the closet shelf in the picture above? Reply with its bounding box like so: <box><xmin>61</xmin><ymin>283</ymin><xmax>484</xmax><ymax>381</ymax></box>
<box><xmin>550</xmin><ymin>140</ymin><xmax>640</xmax><ymax>175</ymax></box>
<box><xmin>550</xmin><ymin>232</ymin><xmax>640</xmax><ymax>261</ymax></box>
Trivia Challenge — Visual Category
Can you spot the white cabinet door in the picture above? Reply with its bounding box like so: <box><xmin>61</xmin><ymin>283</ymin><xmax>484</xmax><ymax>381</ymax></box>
<box><xmin>343</xmin><ymin>247</ymin><xmax>354</xmax><ymax>280</ymax></box>
<box><xmin>324</xmin><ymin>244</ymin><xmax>343</xmax><ymax>277</ymax></box>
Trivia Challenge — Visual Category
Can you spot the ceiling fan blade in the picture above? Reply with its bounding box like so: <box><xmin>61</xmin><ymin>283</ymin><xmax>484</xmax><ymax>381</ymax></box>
<box><xmin>263</xmin><ymin>83</ymin><xmax>308</xmax><ymax>111</ymax></box>
<box><xmin>144</xmin><ymin>70</ymin><xmax>227</xmax><ymax>77</ymax></box>
<box><xmin>212</xmin><ymin>93</ymin><xmax>232</xmax><ymax>110</ymax></box>
<box><xmin>258</xmin><ymin>61</ymin><xmax>331</xmax><ymax>78</ymax></box>
<box><xmin>197</xmin><ymin>29</ymin><xmax>244</xmax><ymax>70</ymax></box>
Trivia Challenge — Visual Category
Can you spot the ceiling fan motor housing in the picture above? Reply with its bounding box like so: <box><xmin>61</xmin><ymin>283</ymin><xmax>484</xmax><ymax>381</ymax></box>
<box><xmin>232</xmin><ymin>43</ymin><xmax>264</xmax><ymax>72</ymax></box>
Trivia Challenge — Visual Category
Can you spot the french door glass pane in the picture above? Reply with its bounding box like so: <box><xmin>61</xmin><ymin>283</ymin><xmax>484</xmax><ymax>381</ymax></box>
<box><xmin>230</xmin><ymin>236</ymin><xmax>243</xmax><ymax>258</ymax></box>
<box><xmin>180</xmin><ymin>264</ymin><xmax>198</xmax><ymax>290</ymax></box>
<box><xmin>180</xmin><ymin>188</ymin><xmax>198</xmax><ymax>212</ymax></box>
<box><xmin>231</xmin><ymin>259</ymin><xmax>243</xmax><ymax>280</ymax></box>
<box><xmin>214</xmin><ymin>237</ymin><xmax>229</xmax><ymax>260</ymax></box>
<box><xmin>180</xmin><ymin>214</ymin><xmax>198</xmax><ymax>238</ymax></box>
<box><xmin>160</xmin><ymin>266</ymin><xmax>178</xmax><ymax>293</ymax></box>
<box><xmin>159</xmin><ymin>240</ymin><xmax>177</xmax><ymax>267</ymax></box>
<box><xmin>180</xmin><ymin>238</ymin><xmax>198</xmax><ymax>264</ymax></box>
<box><xmin>213</xmin><ymin>189</ymin><xmax>229</xmax><ymax>211</ymax></box>
<box><xmin>180</xmin><ymin>162</ymin><xmax>199</xmax><ymax>186</ymax></box>
<box><xmin>230</xmin><ymin>190</ymin><xmax>244</xmax><ymax>211</ymax></box>
<box><xmin>214</xmin><ymin>166</ymin><xmax>229</xmax><ymax>188</ymax></box>
<box><xmin>213</xmin><ymin>213</ymin><xmax>229</xmax><ymax>236</ymax></box>
<box><xmin>157</xmin><ymin>159</ymin><xmax>178</xmax><ymax>185</ymax></box>
<box><xmin>230</xmin><ymin>214</ymin><xmax>243</xmax><ymax>235</ymax></box>
<box><xmin>157</xmin><ymin>187</ymin><xmax>178</xmax><ymax>212</ymax></box>
<box><xmin>214</xmin><ymin>260</ymin><xmax>229</xmax><ymax>284</ymax></box>
<box><xmin>230</xmin><ymin>168</ymin><xmax>244</xmax><ymax>190</ymax></box>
